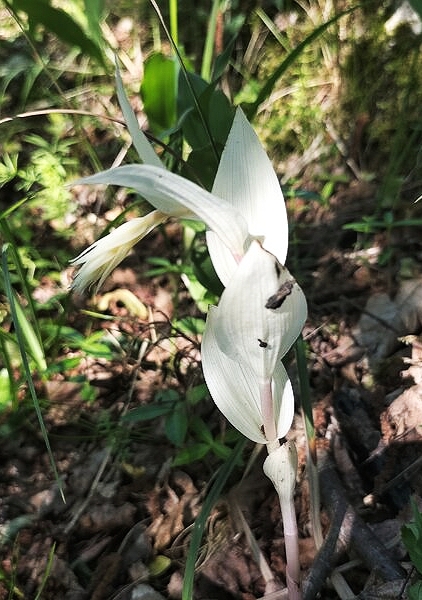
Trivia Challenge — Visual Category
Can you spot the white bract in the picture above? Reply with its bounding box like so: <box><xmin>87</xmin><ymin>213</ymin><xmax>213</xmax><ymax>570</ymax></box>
<box><xmin>71</xmin><ymin>106</ymin><xmax>307</xmax><ymax>444</ymax></box>
<box><xmin>202</xmin><ymin>240</ymin><xmax>306</xmax><ymax>444</ymax></box>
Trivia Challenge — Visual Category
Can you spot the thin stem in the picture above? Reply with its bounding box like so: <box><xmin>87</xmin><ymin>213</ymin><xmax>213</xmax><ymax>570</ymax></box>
<box><xmin>283</xmin><ymin>487</ymin><xmax>301</xmax><ymax>599</ymax></box>
<box><xmin>260</xmin><ymin>379</ymin><xmax>277</xmax><ymax>443</ymax></box>
<box><xmin>169</xmin><ymin>0</ymin><xmax>178</xmax><ymax>47</ymax></box>
<box><xmin>201</xmin><ymin>0</ymin><xmax>221</xmax><ymax>81</ymax></box>
<box><xmin>263</xmin><ymin>442</ymin><xmax>302</xmax><ymax>600</ymax></box>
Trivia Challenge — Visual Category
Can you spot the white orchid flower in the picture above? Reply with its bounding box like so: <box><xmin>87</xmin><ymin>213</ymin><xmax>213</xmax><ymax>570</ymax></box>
<box><xmin>202</xmin><ymin>241</ymin><xmax>307</xmax><ymax>444</ymax></box>
<box><xmin>71</xmin><ymin>107</ymin><xmax>288</xmax><ymax>293</ymax></box>
<box><xmin>70</xmin><ymin>105</ymin><xmax>307</xmax><ymax>442</ymax></box>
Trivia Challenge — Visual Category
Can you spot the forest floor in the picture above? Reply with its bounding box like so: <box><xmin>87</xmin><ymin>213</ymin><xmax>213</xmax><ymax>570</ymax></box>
<box><xmin>2</xmin><ymin>177</ymin><xmax>422</xmax><ymax>600</ymax></box>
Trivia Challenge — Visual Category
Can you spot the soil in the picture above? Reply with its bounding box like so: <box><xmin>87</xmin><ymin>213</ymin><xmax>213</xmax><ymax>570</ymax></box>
<box><xmin>2</xmin><ymin>181</ymin><xmax>422</xmax><ymax>600</ymax></box>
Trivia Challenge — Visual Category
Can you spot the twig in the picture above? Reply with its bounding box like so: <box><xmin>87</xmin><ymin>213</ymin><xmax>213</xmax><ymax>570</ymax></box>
<box><xmin>64</xmin><ymin>446</ymin><xmax>112</xmax><ymax>534</ymax></box>
<box><xmin>303</xmin><ymin>446</ymin><xmax>405</xmax><ymax>600</ymax></box>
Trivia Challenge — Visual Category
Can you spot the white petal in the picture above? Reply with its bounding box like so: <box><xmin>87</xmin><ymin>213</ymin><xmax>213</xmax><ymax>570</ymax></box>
<box><xmin>115</xmin><ymin>60</ymin><xmax>163</xmax><ymax>168</ymax></box>
<box><xmin>71</xmin><ymin>211</ymin><xmax>167</xmax><ymax>293</ymax></box>
<box><xmin>75</xmin><ymin>164</ymin><xmax>249</xmax><ymax>261</ymax></box>
<box><xmin>213</xmin><ymin>241</ymin><xmax>307</xmax><ymax>380</ymax></box>
<box><xmin>273</xmin><ymin>366</ymin><xmax>295</xmax><ymax>439</ymax></box>
<box><xmin>202</xmin><ymin>307</ymin><xmax>294</xmax><ymax>442</ymax></box>
<box><xmin>205</xmin><ymin>229</ymin><xmax>238</xmax><ymax>288</ymax></box>
<box><xmin>209</xmin><ymin>107</ymin><xmax>289</xmax><ymax>283</ymax></box>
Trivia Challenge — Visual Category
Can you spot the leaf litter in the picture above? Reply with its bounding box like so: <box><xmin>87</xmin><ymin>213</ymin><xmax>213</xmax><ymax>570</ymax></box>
<box><xmin>2</xmin><ymin>187</ymin><xmax>422</xmax><ymax>599</ymax></box>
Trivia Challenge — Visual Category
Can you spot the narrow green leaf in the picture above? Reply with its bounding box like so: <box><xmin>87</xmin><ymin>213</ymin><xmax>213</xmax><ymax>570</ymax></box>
<box><xmin>122</xmin><ymin>403</ymin><xmax>174</xmax><ymax>423</ymax></box>
<box><xmin>244</xmin><ymin>6</ymin><xmax>358</xmax><ymax>119</ymax></box>
<box><xmin>34</xmin><ymin>542</ymin><xmax>56</xmax><ymax>600</ymax></box>
<box><xmin>0</xmin><ymin>220</ymin><xmax>43</xmax><ymax>350</ymax></box>
<box><xmin>2</xmin><ymin>244</ymin><xmax>64</xmax><ymax>502</ymax></box>
<box><xmin>201</xmin><ymin>0</ymin><xmax>222</xmax><ymax>81</ymax></box>
<box><xmin>83</xmin><ymin>0</ymin><xmax>105</xmax><ymax>48</ymax></box>
<box><xmin>10</xmin><ymin>292</ymin><xmax>47</xmax><ymax>372</ymax></box>
<box><xmin>0</xmin><ymin>368</ymin><xmax>15</xmax><ymax>411</ymax></box>
<box><xmin>182</xmin><ymin>438</ymin><xmax>246</xmax><ymax>599</ymax></box>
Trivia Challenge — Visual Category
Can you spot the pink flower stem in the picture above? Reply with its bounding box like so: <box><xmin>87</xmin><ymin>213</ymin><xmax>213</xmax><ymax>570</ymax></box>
<box><xmin>263</xmin><ymin>442</ymin><xmax>302</xmax><ymax>600</ymax></box>
<box><xmin>260</xmin><ymin>379</ymin><xmax>277</xmax><ymax>444</ymax></box>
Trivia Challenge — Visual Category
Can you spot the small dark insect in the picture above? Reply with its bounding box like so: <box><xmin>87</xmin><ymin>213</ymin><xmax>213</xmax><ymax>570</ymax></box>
<box><xmin>258</xmin><ymin>338</ymin><xmax>268</xmax><ymax>348</ymax></box>
<box><xmin>265</xmin><ymin>280</ymin><xmax>294</xmax><ymax>309</ymax></box>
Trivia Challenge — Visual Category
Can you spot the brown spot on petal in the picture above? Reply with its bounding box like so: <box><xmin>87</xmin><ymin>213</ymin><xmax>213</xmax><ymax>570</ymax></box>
<box><xmin>265</xmin><ymin>280</ymin><xmax>294</xmax><ymax>309</ymax></box>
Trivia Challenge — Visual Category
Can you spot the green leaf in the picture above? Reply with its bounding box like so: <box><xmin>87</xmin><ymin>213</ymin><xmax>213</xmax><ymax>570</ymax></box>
<box><xmin>173</xmin><ymin>317</ymin><xmax>206</xmax><ymax>337</ymax></box>
<box><xmin>409</xmin><ymin>581</ymin><xmax>422</xmax><ymax>600</ymax></box>
<box><xmin>11</xmin><ymin>295</ymin><xmax>47</xmax><ymax>372</ymax></box>
<box><xmin>178</xmin><ymin>71</ymin><xmax>234</xmax><ymax>152</ymax></box>
<box><xmin>190</xmin><ymin>237</ymin><xmax>224</xmax><ymax>297</ymax></box>
<box><xmin>10</xmin><ymin>0</ymin><xmax>106</xmax><ymax>67</ymax></box>
<box><xmin>209</xmin><ymin>440</ymin><xmax>232</xmax><ymax>460</ymax></box>
<box><xmin>122</xmin><ymin>403</ymin><xmax>174</xmax><ymax>423</ymax></box>
<box><xmin>83</xmin><ymin>0</ymin><xmax>105</xmax><ymax>48</ymax></box>
<box><xmin>141</xmin><ymin>53</ymin><xmax>179</xmax><ymax>134</ymax></box>
<box><xmin>402</xmin><ymin>499</ymin><xmax>422</xmax><ymax>575</ymax></box>
<box><xmin>2</xmin><ymin>244</ymin><xmax>63</xmax><ymax>502</ymax></box>
<box><xmin>0</xmin><ymin>369</ymin><xmax>14</xmax><ymax>412</ymax></box>
<box><xmin>212</xmin><ymin>31</ymin><xmax>242</xmax><ymax>81</ymax></box>
<box><xmin>186</xmin><ymin>383</ymin><xmax>208</xmax><ymax>405</ymax></box>
<box><xmin>172</xmin><ymin>443</ymin><xmax>210</xmax><ymax>466</ymax></box>
<box><xmin>190</xmin><ymin>416</ymin><xmax>213</xmax><ymax>444</ymax></box>
<box><xmin>165</xmin><ymin>403</ymin><xmax>188</xmax><ymax>447</ymax></box>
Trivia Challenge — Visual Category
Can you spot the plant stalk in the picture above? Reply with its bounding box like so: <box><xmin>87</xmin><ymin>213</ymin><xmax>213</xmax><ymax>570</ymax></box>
<box><xmin>264</xmin><ymin>441</ymin><xmax>302</xmax><ymax>600</ymax></box>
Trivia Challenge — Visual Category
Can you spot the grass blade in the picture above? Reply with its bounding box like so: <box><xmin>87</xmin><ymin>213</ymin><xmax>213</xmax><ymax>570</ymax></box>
<box><xmin>201</xmin><ymin>0</ymin><xmax>222</xmax><ymax>81</ymax></box>
<box><xmin>2</xmin><ymin>244</ymin><xmax>64</xmax><ymax>503</ymax></box>
<box><xmin>34</xmin><ymin>542</ymin><xmax>56</xmax><ymax>600</ymax></box>
<box><xmin>245</xmin><ymin>6</ymin><xmax>358</xmax><ymax>120</ymax></box>
<box><xmin>295</xmin><ymin>334</ymin><xmax>323</xmax><ymax>549</ymax></box>
<box><xmin>182</xmin><ymin>437</ymin><xmax>246</xmax><ymax>600</ymax></box>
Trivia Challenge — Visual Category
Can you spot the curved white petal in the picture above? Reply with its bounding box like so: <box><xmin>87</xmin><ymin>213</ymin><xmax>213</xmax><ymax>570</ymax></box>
<box><xmin>75</xmin><ymin>164</ymin><xmax>249</xmax><ymax>262</ymax></box>
<box><xmin>213</xmin><ymin>241</ymin><xmax>307</xmax><ymax>380</ymax></box>
<box><xmin>209</xmin><ymin>107</ymin><xmax>289</xmax><ymax>283</ymax></box>
<box><xmin>115</xmin><ymin>61</ymin><xmax>163</xmax><ymax>168</ymax></box>
<box><xmin>71</xmin><ymin>211</ymin><xmax>167</xmax><ymax>293</ymax></box>
<box><xmin>202</xmin><ymin>306</ymin><xmax>294</xmax><ymax>443</ymax></box>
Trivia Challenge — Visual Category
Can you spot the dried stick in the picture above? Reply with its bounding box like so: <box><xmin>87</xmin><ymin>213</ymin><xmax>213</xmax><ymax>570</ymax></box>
<box><xmin>303</xmin><ymin>447</ymin><xmax>405</xmax><ymax>600</ymax></box>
